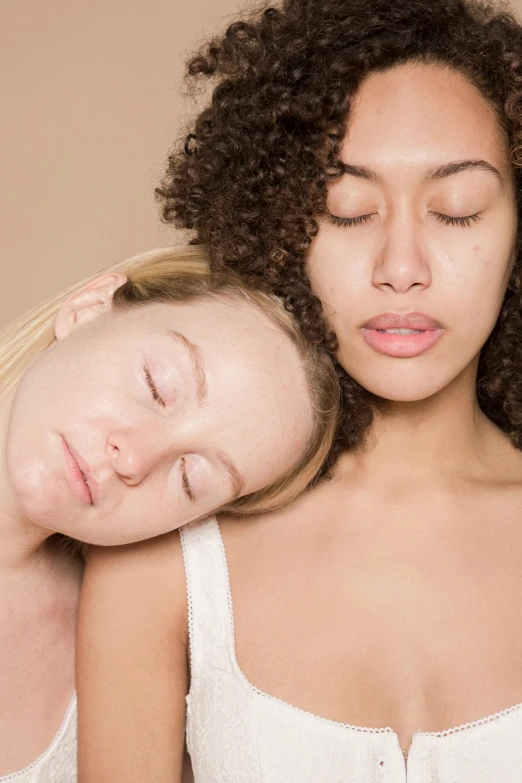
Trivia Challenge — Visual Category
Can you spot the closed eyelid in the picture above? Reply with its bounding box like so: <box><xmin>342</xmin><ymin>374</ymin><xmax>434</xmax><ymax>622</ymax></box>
<box><xmin>144</xmin><ymin>366</ymin><xmax>166</xmax><ymax>407</ymax></box>
<box><xmin>181</xmin><ymin>456</ymin><xmax>195</xmax><ymax>501</ymax></box>
<box><xmin>327</xmin><ymin>212</ymin><xmax>376</xmax><ymax>227</ymax></box>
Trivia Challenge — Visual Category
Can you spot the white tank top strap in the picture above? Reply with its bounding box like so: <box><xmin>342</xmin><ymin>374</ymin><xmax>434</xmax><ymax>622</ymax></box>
<box><xmin>180</xmin><ymin>517</ymin><xmax>262</xmax><ymax>775</ymax></box>
<box><xmin>179</xmin><ymin>517</ymin><xmax>235</xmax><ymax>671</ymax></box>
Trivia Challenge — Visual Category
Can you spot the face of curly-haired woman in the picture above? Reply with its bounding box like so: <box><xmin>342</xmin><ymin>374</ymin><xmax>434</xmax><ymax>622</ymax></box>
<box><xmin>307</xmin><ymin>62</ymin><xmax>517</xmax><ymax>403</ymax></box>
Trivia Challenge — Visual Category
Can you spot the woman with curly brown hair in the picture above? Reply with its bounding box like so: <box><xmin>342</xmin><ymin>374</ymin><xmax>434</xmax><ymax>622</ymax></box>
<box><xmin>78</xmin><ymin>0</ymin><xmax>522</xmax><ymax>780</ymax></box>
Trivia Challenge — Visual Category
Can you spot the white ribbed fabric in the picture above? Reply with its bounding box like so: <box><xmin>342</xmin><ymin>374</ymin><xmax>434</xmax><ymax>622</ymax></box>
<box><xmin>0</xmin><ymin>695</ymin><xmax>76</xmax><ymax>783</ymax></box>
<box><xmin>180</xmin><ymin>518</ymin><xmax>522</xmax><ymax>783</ymax></box>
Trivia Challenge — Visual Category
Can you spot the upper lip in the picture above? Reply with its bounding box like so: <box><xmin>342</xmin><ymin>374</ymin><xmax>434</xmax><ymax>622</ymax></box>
<box><xmin>362</xmin><ymin>312</ymin><xmax>443</xmax><ymax>331</ymax></box>
<box><xmin>66</xmin><ymin>441</ymin><xmax>99</xmax><ymax>505</ymax></box>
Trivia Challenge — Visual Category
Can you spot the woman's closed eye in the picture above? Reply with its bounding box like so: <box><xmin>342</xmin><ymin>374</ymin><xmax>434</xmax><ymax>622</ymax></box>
<box><xmin>144</xmin><ymin>366</ymin><xmax>166</xmax><ymax>408</ymax></box>
<box><xmin>328</xmin><ymin>212</ymin><xmax>376</xmax><ymax>227</ymax></box>
<box><xmin>180</xmin><ymin>456</ymin><xmax>195</xmax><ymax>502</ymax></box>
<box><xmin>431</xmin><ymin>211</ymin><xmax>481</xmax><ymax>227</ymax></box>
<box><xmin>143</xmin><ymin>367</ymin><xmax>195</xmax><ymax>501</ymax></box>
<box><xmin>327</xmin><ymin>211</ymin><xmax>482</xmax><ymax>228</ymax></box>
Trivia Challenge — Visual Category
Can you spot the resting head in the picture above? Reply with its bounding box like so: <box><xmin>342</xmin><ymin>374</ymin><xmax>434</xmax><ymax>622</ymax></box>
<box><xmin>0</xmin><ymin>247</ymin><xmax>339</xmax><ymax>546</ymax></box>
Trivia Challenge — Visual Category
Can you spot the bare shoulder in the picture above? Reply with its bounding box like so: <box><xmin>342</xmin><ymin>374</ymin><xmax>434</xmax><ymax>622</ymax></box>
<box><xmin>80</xmin><ymin>530</ymin><xmax>188</xmax><ymax>646</ymax></box>
<box><xmin>219</xmin><ymin>464</ymin><xmax>351</xmax><ymax>542</ymax></box>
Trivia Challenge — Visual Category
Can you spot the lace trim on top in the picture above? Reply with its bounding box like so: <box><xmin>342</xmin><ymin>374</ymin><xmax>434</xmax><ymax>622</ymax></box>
<box><xmin>416</xmin><ymin>700</ymin><xmax>522</xmax><ymax>739</ymax></box>
<box><xmin>0</xmin><ymin>693</ymin><xmax>76</xmax><ymax>781</ymax></box>
<box><xmin>180</xmin><ymin>528</ymin><xmax>195</xmax><ymax>688</ymax></box>
<box><xmin>182</xmin><ymin>516</ymin><xmax>522</xmax><ymax>762</ymax></box>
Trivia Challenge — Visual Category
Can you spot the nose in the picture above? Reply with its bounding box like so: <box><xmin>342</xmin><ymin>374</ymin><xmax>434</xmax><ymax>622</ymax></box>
<box><xmin>106</xmin><ymin>427</ymin><xmax>171</xmax><ymax>485</ymax></box>
<box><xmin>372</xmin><ymin>209</ymin><xmax>431</xmax><ymax>293</ymax></box>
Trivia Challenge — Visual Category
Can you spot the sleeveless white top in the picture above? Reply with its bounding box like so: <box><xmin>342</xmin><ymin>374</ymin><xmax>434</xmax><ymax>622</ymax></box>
<box><xmin>180</xmin><ymin>518</ymin><xmax>522</xmax><ymax>782</ymax></box>
<box><xmin>0</xmin><ymin>695</ymin><xmax>76</xmax><ymax>783</ymax></box>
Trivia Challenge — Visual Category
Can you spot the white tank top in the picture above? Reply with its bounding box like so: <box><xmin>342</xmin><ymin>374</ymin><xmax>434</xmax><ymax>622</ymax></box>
<box><xmin>180</xmin><ymin>518</ymin><xmax>522</xmax><ymax>782</ymax></box>
<box><xmin>0</xmin><ymin>695</ymin><xmax>76</xmax><ymax>783</ymax></box>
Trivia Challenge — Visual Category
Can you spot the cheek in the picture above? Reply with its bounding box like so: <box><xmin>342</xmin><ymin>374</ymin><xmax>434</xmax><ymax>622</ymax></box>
<box><xmin>5</xmin><ymin>400</ymin><xmax>60</xmax><ymax>528</ymax></box>
<box><xmin>307</xmin><ymin>227</ymin><xmax>369</xmax><ymax>318</ymax></box>
<box><xmin>6</xmin><ymin>361</ymin><xmax>58</xmax><ymax>466</ymax></box>
<box><xmin>54</xmin><ymin>343</ymin><xmax>132</xmax><ymax>424</ymax></box>
<box><xmin>445</xmin><ymin>241</ymin><xmax>512</xmax><ymax>333</ymax></box>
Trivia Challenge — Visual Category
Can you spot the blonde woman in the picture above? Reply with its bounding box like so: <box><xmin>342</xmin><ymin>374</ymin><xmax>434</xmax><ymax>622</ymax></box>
<box><xmin>0</xmin><ymin>246</ymin><xmax>338</xmax><ymax>782</ymax></box>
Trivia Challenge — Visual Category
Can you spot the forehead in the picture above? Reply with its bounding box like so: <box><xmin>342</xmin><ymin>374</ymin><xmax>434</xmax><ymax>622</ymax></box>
<box><xmin>340</xmin><ymin>62</ymin><xmax>509</xmax><ymax>176</ymax></box>
<box><xmin>139</xmin><ymin>296</ymin><xmax>290</xmax><ymax>353</ymax></box>
<box><xmin>118</xmin><ymin>295</ymin><xmax>312</xmax><ymax>466</ymax></box>
<box><xmin>122</xmin><ymin>297</ymin><xmax>304</xmax><ymax>398</ymax></box>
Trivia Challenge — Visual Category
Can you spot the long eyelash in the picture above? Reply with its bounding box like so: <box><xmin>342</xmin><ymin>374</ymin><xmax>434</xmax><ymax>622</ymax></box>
<box><xmin>143</xmin><ymin>367</ymin><xmax>166</xmax><ymax>407</ymax></box>
<box><xmin>329</xmin><ymin>213</ymin><xmax>374</xmax><ymax>227</ymax></box>
<box><xmin>435</xmin><ymin>213</ymin><xmax>481</xmax><ymax>227</ymax></box>
<box><xmin>181</xmin><ymin>457</ymin><xmax>195</xmax><ymax>501</ymax></box>
<box><xmin>329</xmin><ymin>212</ymin><xmax>481</xmax><ymax>228</ymax></box>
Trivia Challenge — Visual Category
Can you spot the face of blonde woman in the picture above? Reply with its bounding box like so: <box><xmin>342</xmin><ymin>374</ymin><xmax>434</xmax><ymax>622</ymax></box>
<box><xmin>4</xmin><ymin>279</ymin><xmax>313</xmax><ymax>545</ymax></box>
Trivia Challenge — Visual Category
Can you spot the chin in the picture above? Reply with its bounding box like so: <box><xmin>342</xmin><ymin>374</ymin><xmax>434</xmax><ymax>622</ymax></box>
<box><xmin>347</xmin><ymin>368</ymin><xmax>453</xmax><ymax>405</ymax></box>
<box><xmin>376</xmin><ymin>388</ymin><xmax>446</xmax><ymax>403</ymax></box>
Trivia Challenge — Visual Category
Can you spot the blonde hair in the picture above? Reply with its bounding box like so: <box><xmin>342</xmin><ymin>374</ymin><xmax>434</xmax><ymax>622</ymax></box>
<box><xmin>0</xmin><ymin>246</ymin><xmax>339</xmax><ymax>521</ymax></box>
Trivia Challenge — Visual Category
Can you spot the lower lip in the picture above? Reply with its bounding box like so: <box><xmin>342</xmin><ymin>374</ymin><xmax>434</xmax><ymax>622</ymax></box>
<box><xmin>362</xmin><ymin>328</ymin><xmax>443</xmax><ymax>357</ymax></box>
<box><xmin>61</xmin><ymin>438</ymin><xmax>92</xmax><ymax>505</ymax></box>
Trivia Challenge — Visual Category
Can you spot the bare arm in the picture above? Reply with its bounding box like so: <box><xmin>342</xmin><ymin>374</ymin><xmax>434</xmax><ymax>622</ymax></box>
<box><xmin>77</xmin><ymin>531</ymin><xmax>188</xmax><ymax>783</ymax></box>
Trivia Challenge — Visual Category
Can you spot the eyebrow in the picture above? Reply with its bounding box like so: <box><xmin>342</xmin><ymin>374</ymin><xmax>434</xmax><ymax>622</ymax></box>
<box><xmin>216</xmin><ymin>450</ymin><xmax>245</xmax><ymax>501</ymax></box>
<box><xmin>339</xmin><ymin>163</ymin><xmax>380</xmax><ymax>181</ymax></box>
<box><xmin>166</xmin><ymin>329</ymin><xmax>208</xmax><ymax>404</ymax></box>
<box><xmin>423</xmin><ymin>159</ymin><xmax>502</xmax><ymax>183</ymax></box>
<box><xmin>339</xmin><ymin>159</ymin><xmax>502</xmax><ymax>184</ymax></box>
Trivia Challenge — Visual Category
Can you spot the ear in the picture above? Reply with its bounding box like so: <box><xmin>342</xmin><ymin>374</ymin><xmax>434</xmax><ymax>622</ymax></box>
<box><xmin>54</xmin><ymin>273</ymin><xmax>128</xmax><ymax>341</ymax></box>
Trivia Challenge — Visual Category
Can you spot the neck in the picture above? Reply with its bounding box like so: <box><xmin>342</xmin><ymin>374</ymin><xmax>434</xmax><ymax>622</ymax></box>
<box><xmin>0</xmin><ymin>389</ymin><xmax>53</xmax><ymax>575</ymax></box>
<box><xmin>348</xmin><ymin>362</ymin><xmax>514</xmax><ymax>486</ymax></box>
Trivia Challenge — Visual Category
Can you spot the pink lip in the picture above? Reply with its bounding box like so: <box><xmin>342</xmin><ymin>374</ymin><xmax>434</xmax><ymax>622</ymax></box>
<box><xmin>361</xmin><ymin>311</ymin><xmax>444</xmax><ymax>358</ymax></box>
<box><xmin>61</xmin><ymin>437</ymin><xmax>98</xmax><ymax>505</ymax></box>
<box><xmin>363</xmin><ymin>312</ymin><xmax>442</xmax><ymax>331</ymax></box>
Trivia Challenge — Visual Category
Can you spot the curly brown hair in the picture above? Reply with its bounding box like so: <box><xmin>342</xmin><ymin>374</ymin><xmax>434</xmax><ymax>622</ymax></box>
<box><xmin>157</xmin><ymin>0</ymin><xmax>522</xmax><ymax>466</ymax></box>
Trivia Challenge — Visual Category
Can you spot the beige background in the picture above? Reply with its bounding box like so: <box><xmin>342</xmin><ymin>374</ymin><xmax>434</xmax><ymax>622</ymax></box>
<box><xmin>0</xmin><ymin>0</ymin><xmax>242</xmax><ymax>327</ymax></box>
<box><xmin>1</xmin><ymin>0</ymin><xmax>521</xmax><ymax>328</ymax></box>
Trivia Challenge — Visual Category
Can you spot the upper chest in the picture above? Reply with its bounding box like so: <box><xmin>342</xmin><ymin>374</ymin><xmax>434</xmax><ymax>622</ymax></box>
<box><xmin>221</xmin><ymin>483</ymin><xmax>522</xmax><ymax>752</ymax></box>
